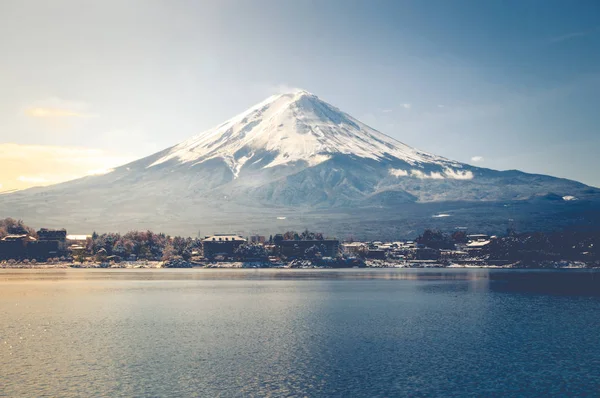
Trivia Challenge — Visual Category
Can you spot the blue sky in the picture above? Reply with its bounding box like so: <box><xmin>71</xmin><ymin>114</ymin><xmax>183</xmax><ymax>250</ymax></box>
<box><xmin>0</xmin><ymin>0</ymin><xmax>599</xmax><ymax>190</ymax></box>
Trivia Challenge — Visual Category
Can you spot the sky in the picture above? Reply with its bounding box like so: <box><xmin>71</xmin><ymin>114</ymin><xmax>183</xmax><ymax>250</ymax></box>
<box><xmin>0</xmin><ymin>0</ymin><xmax>599</xmax><ymax>191</ymax></box>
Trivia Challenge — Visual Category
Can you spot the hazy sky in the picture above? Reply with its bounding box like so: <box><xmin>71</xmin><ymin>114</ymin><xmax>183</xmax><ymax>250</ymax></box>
<box><xmin>1</xmin><ymin>0</ymin><xmax>599</xmax><ymax>191</ymax></box>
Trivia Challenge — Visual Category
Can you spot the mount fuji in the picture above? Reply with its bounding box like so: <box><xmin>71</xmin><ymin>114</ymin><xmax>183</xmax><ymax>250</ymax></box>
<box><xmin>2</xmin><ymin>90</ymin><xmax>599</xmax><ymax>238</ymax></box>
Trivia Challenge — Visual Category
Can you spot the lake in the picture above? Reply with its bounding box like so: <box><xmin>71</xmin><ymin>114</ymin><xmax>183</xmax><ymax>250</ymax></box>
<box><xmin>1</xmin><ymin>269</ymin><xmax>599</xmax><ymax>397</ymax></box>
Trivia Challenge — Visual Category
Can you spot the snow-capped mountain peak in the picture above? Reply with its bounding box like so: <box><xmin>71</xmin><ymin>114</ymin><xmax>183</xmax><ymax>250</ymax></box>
<box><xmin>149</xmin><ymin>90</ymin><xmax>456</xmax><ymax>176</ymax></box>
<box><xmin>3</xmin><ymin>90</ymin><xmax>597</xmax><ymax>238</ymax></box>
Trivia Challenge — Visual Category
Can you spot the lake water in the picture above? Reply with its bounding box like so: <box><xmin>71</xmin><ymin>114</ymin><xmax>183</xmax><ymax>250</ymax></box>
<box><xmin>1</xmin><ymin>269</ymin><xmax>599</xmax><ymax>397</ymax></box>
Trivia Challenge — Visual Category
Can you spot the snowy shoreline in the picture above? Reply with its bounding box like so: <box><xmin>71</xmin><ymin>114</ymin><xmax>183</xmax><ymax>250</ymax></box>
<box><xmin>0</xmin><ymin>260</ymin><xmax>595</xmax><ymax>269</ymax></box>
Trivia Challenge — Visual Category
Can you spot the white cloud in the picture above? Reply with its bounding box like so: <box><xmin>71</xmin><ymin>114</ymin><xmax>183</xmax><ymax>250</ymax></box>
<box><xmin>471</xmin><ymin>156</ymin><xmax>484</xmax><ymax>162</ymax></box>
<box><xmin>24</xmin><ymin>107</ymin><xmax>91</xmax><ymax>118</ymax></box>
<box><xmin>22</xmin><ymin>97</ymin><xmax>94</xmax><ymax>118</ymax></box>
<box><xmin>389</xmin><ymin>168</ymin><xmax>408</xmax><ymax>177</ymax></box>
<box><xmin>401</xmin><ymin>103</ymin><xmax>412</xmax><ymax>109</ymax></box>
<box><xmin>272</xmin><ymin>84</ymin><xmax>304</xmax><ymax>94</ymax></box>
<box><xmin>404</xmin><ymin>168</ymin><xmax>474</xmax><ymax>180</ymax></box>
<box><xmin>549</xmin><ymin>31</ymin><xmax>587</xmax><ymax>43</ymax></box>
<box><xmin>0</xmin><ymin>144</ymin><xmax>134</xmax><ymax>191</ymax></box>
<box><xmin>437</xmin><ymin>104</ymin><xmax>445</xmax><ymax>108</ymax></box>
<box><xmin>443</xmin><ymin>168</ymin><xmax>474</xmax><ymax>180</ymax></box>
<box><xmin>380</xmin><ymin>109</ymin><xmax>393</xmax><ymax>113</ymax></box>
<box><xmin>411</xmin><ymin>170</ymin><xmax>444</xmax><ymax>179</ymax></box>
<box><xmin>17</xmin><ymin>176</ymin><xmax>51</xmax><ymax>183</ymax></box>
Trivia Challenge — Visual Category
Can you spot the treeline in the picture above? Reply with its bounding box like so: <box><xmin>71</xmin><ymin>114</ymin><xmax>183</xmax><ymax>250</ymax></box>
<box><xmin>415</xmin><ymin>229</ymin><xmax>468</xmax><ymax>249</ymax></box>
<box><xmin>87</xmin><ymin>231</ymin><xmax>202</xmax><ymax>261</ymax></box>
<box><xmin>271</xmin><ymin>230</ymin><xmax>326</xmax><ymax>242</ymax></box>
<box><xmin>483</xmin><ymin>230</ymin><xmax>600</xmax><ymax>263</ymax></box>
<box><xmin>0</xmin><ymin>218</ymin><xmax>37</xmax><ymax>239</ymax></box>
<box><xmin>415</xmin><ymin>227</ymin><xmax>600</xmax><ymax>264</ymax></box>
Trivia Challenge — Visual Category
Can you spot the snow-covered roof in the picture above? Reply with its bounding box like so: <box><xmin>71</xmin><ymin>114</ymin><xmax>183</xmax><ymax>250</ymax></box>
<box><xmin>2</xmin><ymin>234</ymin><xmax>36</xmax><ymax>241</ymax></box>
<box><xmin>466</xmin><ymin>240</ymin><xmax>490</xmax><ymax>248</ymax></box>
<box><xmin>342</xmin><ymin>242</ymin><xmax>366</xmax><ymax>247</ymax></box>
<box><xmin>202</xmin><ymin>235</ymin><xmax>246</xmax><ymax>242</ymax></box>
<box><xmin>468</xmin><ymin>234</ymin><xmax>489</xmax><ymax>239</ymax></box>
<box><xmin>67</xmin><ymin>234</ymin><xmax>90</xmax><ymax>241</ymax></box>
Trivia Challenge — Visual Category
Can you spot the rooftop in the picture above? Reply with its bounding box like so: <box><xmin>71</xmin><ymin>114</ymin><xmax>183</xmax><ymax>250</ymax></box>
<box><xmin>202</xmin><ymin>235</ymin><xmax>246</xmax><ymax>242</ymax></box>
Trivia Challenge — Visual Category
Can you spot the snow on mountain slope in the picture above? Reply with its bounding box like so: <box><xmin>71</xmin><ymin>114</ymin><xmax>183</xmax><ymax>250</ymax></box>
<box><xmin>1</xmin><ymin>89</ymin><xmax>598</xmax><ymax>238</ymax></box>
<box><xmin>149</xmin><ymin>90</ymin><xmax>461</xmax><ymax>177</ymax></box>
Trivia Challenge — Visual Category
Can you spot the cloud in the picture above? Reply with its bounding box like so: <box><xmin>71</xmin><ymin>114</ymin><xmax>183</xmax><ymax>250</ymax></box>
<box><xmin>437</xmin><ymin>104</ymin><xmax>445</xmax><ymax>108</ymax></box>
<box><xmin>471</xmin><ymin>156</ymin><xmax>484</xmax><ymax>162</ymax></box>
<box><xmin>0</xmin><ymin>144</ymin><xmax>134</xmax><ymax>191</ymax></box>
<box><xmin>548</xmin><ymin>26</ymin><xmax>600</xmax><ymax>43</ymax></box>
<box><xmin>17</xmin><ymin>175</ymin><xmax>51</xmax><ymax>183</ymax></box>
<box><xmin>380</xmin><ymin>109</ymin><xmax>393</xmax><ymax>113</ymax></box>
<box><xmin>24</xmin><ymin>107</ymin><xmax>90</xmax><ymax>118</ymax></box>
<box><xmin>390</xmin><ymin>168</ymin><xmax>473</xmax><ymax>180</ymax></box>
<box><xmin>549</xmin><ymin>31</ymin><xmax>587</xmax><ymax>43</ymax></box>
<box><xmin>401</xmin><ymin>103</ymin><xmax>412</xmax><ymax>109</ymax></box>
<box><xmin>389</xmin><ymin>168</ymin><xmax>409</xmax><ymax>177</ymax></box>
<box><xmin>272</xmin><ymin>84</ymin><xmax>304</xmax><ymax>94</ymax></box>
<box><xmin>411</xmin><ymin>170</ymin><xmax>444</xmax><ymax>179</ymax></box>
<box><xmin>443</xmin><ymin>168</ymin><xmax>474</xmax><ymax>180</ymax></box>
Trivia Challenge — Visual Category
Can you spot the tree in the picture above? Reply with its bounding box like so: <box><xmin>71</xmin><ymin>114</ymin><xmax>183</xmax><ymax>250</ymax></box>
<box><xmin>162</xmin><ymin>242</ymin><xmax>176</xmax><ymax>261</ymax></box>
<box><xmin>283</xmin><ymin>231</ymin><xmax>299</xmax><ymax>240</ymax></box>
<box><xmin>304</xmin><ymin>244</ymin><xmax>325</xmax><ymax>260</ymax></box>
<box><xmin>451</xmin><ymin>231</ymin><xmax>467</xmax><ymax>244</ymax></box>
<box><xmin>300</xmin><ymin>229</ymin><xmax>315</xmax><ymax>240</ymax></box>
<box><xmin>356</xmin><ymin>245</ymin><xmax>369</xmax><ymax>259</ymax></box>
<box><xmin>95</xmin><ymin>248</ymin><xmax>108</xmax><ymax>262</ymax></box>
<box><xmin>234</xmin><ymin>243</ymin><xmax>268</xmax><ymax>260</ymax></box>
<box><xmin>416</xmin><ymin>229</ymin><xmax>454</xmax><ymax>250</ymax></box>
<box><xmin>0</xmin><ymin>218</ymin><xmax>37</xmax><ymax>239</ymax></box>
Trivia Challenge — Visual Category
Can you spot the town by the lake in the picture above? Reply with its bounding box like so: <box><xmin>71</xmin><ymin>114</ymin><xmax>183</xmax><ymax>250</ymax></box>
<box><xmin>1</xmin><ymin>218</ymin><xmax>597</xmax><ymax>269</ymax></box>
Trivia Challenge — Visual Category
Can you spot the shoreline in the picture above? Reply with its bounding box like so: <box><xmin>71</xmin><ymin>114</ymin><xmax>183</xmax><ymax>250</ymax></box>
<box><xmin>0</xmin><ymin>260</ymin><xmax>596</xmax><ymax>270</ymax></box>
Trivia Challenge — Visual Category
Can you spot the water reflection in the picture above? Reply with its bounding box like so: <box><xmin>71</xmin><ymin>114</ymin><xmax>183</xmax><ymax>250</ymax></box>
<box><xmin>1</xmin><ymin>269</ymin><xmax>599</xmax><ymax>397</ymax></box>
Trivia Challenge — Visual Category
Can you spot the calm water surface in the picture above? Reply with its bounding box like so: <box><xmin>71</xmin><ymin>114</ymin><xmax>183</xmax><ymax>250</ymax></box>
<box><xmin>1</xmin><ymin>269</ymin><xmax>599</xmax><ymax>397</ymax></box>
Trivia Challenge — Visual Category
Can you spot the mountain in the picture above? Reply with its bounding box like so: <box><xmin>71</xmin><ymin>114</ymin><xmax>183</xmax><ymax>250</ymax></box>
<box><xmin>2</xmin><ymin>90</ymin><xmax>599</xmax><ymax>239</ymax></box>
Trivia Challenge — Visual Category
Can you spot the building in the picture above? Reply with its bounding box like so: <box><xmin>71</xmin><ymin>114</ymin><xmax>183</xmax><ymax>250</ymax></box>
<box><xmin>277</xmin><ymin>239</ymin><xmax>339</xmax><ymax>259</ymax></box>
<box><xmin>37</xmin><ymin>228</ymin><xmax>67</xmax><ymax>251</ymax></box>
<box><xmin>366</xmin><ymin>249</ymin><xmax>386</xmax><ymax>260</ymax></box>
<box><xmin>415</xmin><ymin>247</ymin><xmax>440</xmax><ymax>260</ymax></box>
<box><xmin>467</xmin><ymin>234</ymin><xmax>490</xmax><ymax>242</ymax></box>
<box><xmin>0</xmin><ymin>235</ymin><xmax>37</xmax><ymax>260</ymax></box>
<box><xmin>202</xmin><ymin>234</ymin><xmax>246</xmax><ymax>259</ymax></box>
<box><xmin>465</xmin><ymin>240</ymin><xmax>491</xmax><ymax>252</ymax></box>
<box><xmin>248</xmin><ymin>235</ymin><xmax>266</xmax><ymax>244</ymax></box>
<box><xmin>341</xmin><ymin>242</ymin><xmax>366</xmax><ymax>255</ymax></box>
<box><xmin>0</xmin><ymin>228</ymin><xmax>68</xmax><ymax>260</ymax></box>
<box><xmin>67</xmin><ymin>234</ymin><xmax>90</xmax><ymax>245</ymax></box>
<box><xmin>67</xmin><ymin>235</ymin><xmax>90</xmax><ymax>254</ymax></box>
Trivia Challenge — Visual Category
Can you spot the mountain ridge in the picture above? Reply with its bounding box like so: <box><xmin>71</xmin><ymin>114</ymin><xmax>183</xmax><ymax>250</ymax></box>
<box><xmin>1</xmin><ymin>90</ymin><xmax>598</xmax><ymax>238</ymax></box>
